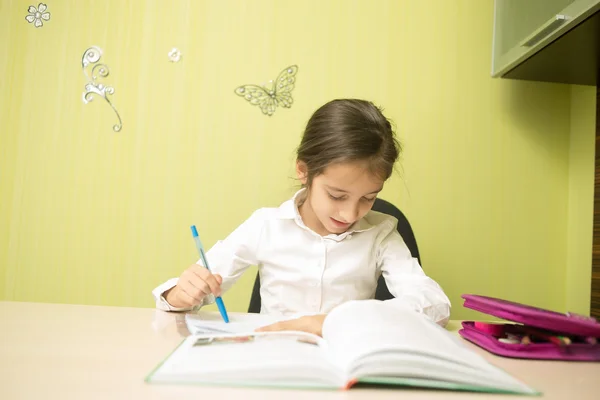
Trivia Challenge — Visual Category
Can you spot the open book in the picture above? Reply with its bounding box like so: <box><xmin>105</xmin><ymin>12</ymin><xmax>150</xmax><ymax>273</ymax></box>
<box><xmin>146</xmin><ymin>300</ymin><xmax>538</xmax><ymax>395</ymax></box>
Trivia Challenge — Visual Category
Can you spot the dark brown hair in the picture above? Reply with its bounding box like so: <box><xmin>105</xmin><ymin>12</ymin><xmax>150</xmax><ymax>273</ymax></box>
<box><xmin>297</xmin><ymin>99</ymin><xmax>401</xmax><ymax>187</ymax></box>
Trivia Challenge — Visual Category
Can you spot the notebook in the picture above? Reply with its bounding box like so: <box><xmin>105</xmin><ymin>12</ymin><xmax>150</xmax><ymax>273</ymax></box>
<box><xmin>146</xmin><ymin>300</ymin><xmax>539</xmax><ymax>395</ymax></box>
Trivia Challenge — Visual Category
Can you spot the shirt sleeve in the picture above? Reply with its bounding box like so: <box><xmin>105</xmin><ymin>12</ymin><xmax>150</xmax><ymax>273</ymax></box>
<box><xmin>151</xmin><ymin>209</ymin><xmax>266</xmax><ymax>311</ymax></box>
<box><xmin>200</xmin><ymin>209</ymin><xmax>265</xmax><ymax>295</ymax></box>
<box><xmin>151</xmin><ymin>277</ymin><xmax>194</xmax><ymax>312</ymax></box>
<box><xmin>377</xmin><ymin>222</ymin><xmax>451</xmax><ymax>327</ymax></box>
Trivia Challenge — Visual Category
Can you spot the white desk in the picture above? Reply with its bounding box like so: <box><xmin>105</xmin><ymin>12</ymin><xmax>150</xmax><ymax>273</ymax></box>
<box><xmin>1</xmin><ymin>301</ymin><xmax>599</xmax><ymax>399</ymax></box>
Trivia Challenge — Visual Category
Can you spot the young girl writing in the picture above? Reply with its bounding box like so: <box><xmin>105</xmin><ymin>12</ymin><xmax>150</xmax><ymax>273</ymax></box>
<box><xmin>152</xmin><ymin>99</ymin><xmax>450</xmax><ymax>336</ymax></box>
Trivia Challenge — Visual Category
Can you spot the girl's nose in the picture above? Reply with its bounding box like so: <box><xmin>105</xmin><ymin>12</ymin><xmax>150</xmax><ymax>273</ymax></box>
<box><xmin>340</xmin><ymin>203</ymin><xmax>360</xmax><ymax>223</ymax></box>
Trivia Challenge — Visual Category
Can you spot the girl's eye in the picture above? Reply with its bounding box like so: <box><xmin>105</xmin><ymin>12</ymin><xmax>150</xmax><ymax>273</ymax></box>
<box><xmin>328</xmin><ymin>193</ymin><xmax>344</xmax><ymax>201</ymax></box>
<box><xmin>364</xmin><ymin>197</ymin><xmax>376</xmax><ymax>202</ymax></box>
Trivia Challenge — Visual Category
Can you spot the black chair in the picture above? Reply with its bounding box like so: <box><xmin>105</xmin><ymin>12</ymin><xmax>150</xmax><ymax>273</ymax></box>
<box><xmin>247</xmin><ymin>198</ymin><xmax>421</xmax><ymax>313</ymax></box>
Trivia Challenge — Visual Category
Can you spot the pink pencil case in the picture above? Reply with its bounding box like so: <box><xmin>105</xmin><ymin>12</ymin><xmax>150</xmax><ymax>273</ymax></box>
<box><xmin>458</xmin><ymin>294</ymin><xmax>600</xmax><ymax>361</ymax></box>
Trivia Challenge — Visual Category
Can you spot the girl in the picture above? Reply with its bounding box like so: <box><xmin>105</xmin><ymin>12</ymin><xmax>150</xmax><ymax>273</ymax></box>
<box><xmin>152</xmin><ymin>99</ymin><xmax>450</xmax><ymax>336</ymax></box>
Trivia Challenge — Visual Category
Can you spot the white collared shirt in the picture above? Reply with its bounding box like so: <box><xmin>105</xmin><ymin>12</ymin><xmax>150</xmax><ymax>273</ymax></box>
<box><xmin>152</xmin><ymin>190</ymin><xmax>451</xmax><ymax>325</ymax></box>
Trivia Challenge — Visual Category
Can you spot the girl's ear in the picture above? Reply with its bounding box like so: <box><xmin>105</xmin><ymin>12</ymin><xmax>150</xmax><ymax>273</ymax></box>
<box><xmin>296</xmin><ymin>161</ymin><xmax>308</xmax><ymax>185</ymax></box>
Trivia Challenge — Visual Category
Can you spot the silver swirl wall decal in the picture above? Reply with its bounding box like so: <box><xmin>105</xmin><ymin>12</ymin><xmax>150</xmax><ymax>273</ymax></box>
<box><xmin>81</xmin><ymin>46</ymin><xmax>122</xmax><ymax>132</ymax></box>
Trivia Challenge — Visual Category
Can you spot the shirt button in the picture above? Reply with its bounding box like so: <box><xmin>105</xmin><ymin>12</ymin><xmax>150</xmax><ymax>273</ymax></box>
<box><xmin>347</xmin><ymin>234</ymin><xmax>352</xmax><ymax>239</ymax></box>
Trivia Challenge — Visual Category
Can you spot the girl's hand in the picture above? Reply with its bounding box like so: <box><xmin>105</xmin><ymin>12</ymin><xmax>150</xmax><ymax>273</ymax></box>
<box><xmin>256</xmin><ymin>314</ymin><xmax>327</xmax><ymax>337</ymax></box>
<box><xmin>164</xmin><ymin>264</ymin><xmax>222</xmax><ymax>309</ymax></box>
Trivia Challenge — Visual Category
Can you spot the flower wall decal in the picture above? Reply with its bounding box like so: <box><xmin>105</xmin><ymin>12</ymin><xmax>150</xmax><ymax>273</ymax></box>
<box><xmin>81</xmin><ymin>46</ymin><xmax>123</xmax><ymax>132</ymax></box>
<box><xmin>25</xmin><ymin>3</ymin><xmax>50</xmax><ymax>28</ymax></box>
<box><xmin>168</xmin><ymin>48</ymin><xmax>182</xmax><ymax>63</ymax></box>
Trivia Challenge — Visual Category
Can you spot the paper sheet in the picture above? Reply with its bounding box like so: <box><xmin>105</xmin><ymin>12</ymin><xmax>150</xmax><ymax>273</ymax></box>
<box><xmin>185</xmin><ymin>312</ymin><xmax>280</xmax><ymax>335</ymax></box>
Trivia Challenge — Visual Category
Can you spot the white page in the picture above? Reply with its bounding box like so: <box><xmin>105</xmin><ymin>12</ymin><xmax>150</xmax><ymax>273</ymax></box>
<box><xmin>323</xmin><ymin>300</ymin><xmax>485</xmax><ymax>369</ymax></box>
<box><xmin>185</xmin><ymin>311</ymin><xmax>281</xmax><ymax>335</ymax></box>
<box><xmin>321</xmin><ymin>300</ymin><xmax>536</xmax><ymax>394</ymax></box>
<box><xmin>149</xmin><ymin>331</ymin><xmax>345</xmax><ymax>388</ymax></box>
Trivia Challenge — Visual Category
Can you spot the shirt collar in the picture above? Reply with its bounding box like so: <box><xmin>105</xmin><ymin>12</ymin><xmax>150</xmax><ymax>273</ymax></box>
<box><xmin>278</xmin><ymin>188</ymin><xmax>377</xmax><ymax>238</ymax></box>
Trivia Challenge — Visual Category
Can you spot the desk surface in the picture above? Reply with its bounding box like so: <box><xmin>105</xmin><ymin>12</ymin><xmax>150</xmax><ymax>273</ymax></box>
<box><xmin>1</xmin><ymin>301</ymin><xmax>599</xmax><ymax>400</ymax></box>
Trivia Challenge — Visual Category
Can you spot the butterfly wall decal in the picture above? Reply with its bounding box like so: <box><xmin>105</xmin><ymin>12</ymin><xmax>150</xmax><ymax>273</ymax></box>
<box><xmin>234</xmin><ymin>65</ymin><xmax>298</xmax><ymax>116</ymax></box>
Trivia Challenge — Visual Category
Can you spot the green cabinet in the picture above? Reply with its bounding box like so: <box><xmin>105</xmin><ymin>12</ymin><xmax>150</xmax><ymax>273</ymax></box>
<box><xmin>492</xmin><ymin>0</ymin><xmax>600</xmax><ymax>84</ymax></box>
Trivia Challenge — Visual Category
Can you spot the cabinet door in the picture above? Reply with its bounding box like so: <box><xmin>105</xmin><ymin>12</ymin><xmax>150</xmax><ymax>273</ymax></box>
<box><xmin>492</xmin><ymin>0</ymin><xmax>600</xmax><ymax>77</ymax></box>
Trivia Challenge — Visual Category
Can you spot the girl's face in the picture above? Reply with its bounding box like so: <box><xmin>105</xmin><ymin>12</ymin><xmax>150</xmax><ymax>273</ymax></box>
<box><xmin>297</xmin><ymin>161</ymin><xmax>384</xmax><ymax>236</ymax></box>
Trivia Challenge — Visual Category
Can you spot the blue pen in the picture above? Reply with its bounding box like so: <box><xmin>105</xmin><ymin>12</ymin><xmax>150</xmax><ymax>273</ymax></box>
<box><xmin>190</xmin><ymin>225</ymin><xmax>230</xmax><ymax>323</ymax></box>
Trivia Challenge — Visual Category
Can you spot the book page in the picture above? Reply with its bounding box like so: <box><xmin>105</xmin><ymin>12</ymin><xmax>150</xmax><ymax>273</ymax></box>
<box><xmin>147</xmin><ymin>331</ymin><xmax>346</xmax><ymax>389</ymax></box>
<box><xmin>322</xmin><ymin>300</ymin><xmax>535</xmax><ymax>394</ymax></box>
<box><xmin>185</xmin><ymin>312</ymin><xmax>280</xmax><ymax>334</ymax></box>
<box><xmin>323</xmin><ymin>300</ymin><xmax>485</xmax><ymax>368</ymax></box>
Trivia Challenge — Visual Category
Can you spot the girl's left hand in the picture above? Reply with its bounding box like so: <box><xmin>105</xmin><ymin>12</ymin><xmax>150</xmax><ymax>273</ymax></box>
<box><xmin>256</xmin><ymin>314</ymin><xmax>327</xmax><ymax>337</ymax></box>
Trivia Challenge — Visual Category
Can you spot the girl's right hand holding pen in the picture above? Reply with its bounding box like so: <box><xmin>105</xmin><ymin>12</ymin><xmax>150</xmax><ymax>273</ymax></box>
<box><xmin>164</xmin><ymin>264</ymin><xmax>223</xmax><ymax>309</ymax></box>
